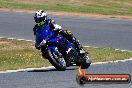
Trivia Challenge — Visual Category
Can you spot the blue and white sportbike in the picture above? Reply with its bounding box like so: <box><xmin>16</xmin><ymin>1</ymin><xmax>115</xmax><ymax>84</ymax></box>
<box><xmin>35</xmin><ymin>25</ymin><xmax>91</xmax><ymax>71</ymax></box>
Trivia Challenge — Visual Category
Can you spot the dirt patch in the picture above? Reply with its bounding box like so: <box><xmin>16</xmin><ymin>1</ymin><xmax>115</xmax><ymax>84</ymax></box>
<box><xmin>0</xmin><ymin>38</ymin><xmax>34</xmax><ymax>51</ymax></box>
<box><xmin>0</xmin><ymin>41</ymin><xmax>10</xmax><ymax>45</ymax></box>
<box><xmin>0</xmin><ymin>8</ymin><xmax>132</xmax><ymax>19</ymax></box>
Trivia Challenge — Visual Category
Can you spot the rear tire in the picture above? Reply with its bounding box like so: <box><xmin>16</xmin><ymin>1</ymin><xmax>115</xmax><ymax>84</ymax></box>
<box><xmin>78</xmin><ymin>52</ymin><xmax>91</xmax><ymax>69</ymax></box>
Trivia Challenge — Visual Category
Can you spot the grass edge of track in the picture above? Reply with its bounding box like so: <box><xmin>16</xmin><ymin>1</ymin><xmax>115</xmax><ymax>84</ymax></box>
<box><xmin>0</xmin><ymin>38</ymin><xmax>132</xmax><ymax>71</ymax></box>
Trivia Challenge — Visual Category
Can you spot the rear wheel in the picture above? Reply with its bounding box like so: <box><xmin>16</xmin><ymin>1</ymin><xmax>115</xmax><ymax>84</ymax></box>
<box><xmin>76</xmin><ymin>52</ymin><xmax>91</xmax><ymax>69</ymax></box>
<box><xmin>81</xmin><ymin>52</ymin><xmax>91</xmax><ymax>69</ymax></box>
<box><xmin>45</xmin><ymin>49</ymin><xmax>67</xmax><ymax>71</ymax></box>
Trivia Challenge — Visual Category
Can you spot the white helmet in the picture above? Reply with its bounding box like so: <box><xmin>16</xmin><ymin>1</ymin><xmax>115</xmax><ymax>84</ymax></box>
<box><xmin>34</xmin><ymin>10</ymin><xmax>47</xmax><ymax>23</ymax></box>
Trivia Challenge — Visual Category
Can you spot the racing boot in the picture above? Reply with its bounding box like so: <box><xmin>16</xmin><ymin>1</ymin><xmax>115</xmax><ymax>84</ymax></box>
<box><xmin>78</xmin><ymin>48</ymin><xmax>87</xmax><ymax>59</ymax></box>
<box><xmin>73</xmin><ymin>39</ymin><xmax>86</xmax><ymax>58</ymax></box>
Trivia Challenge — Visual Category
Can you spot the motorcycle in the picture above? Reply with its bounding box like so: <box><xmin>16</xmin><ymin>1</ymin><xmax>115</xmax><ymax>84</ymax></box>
<box><xmin>36</xmin><ymin>25</ymin><xmax>91</xmax><ymax>71</ymax></box>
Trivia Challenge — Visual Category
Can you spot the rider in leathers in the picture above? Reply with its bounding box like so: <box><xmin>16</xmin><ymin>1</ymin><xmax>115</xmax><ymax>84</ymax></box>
<box><xmin>33</xmin><ymin>10</ymin><xmax>86</xmax><ymax>59</ymax></box>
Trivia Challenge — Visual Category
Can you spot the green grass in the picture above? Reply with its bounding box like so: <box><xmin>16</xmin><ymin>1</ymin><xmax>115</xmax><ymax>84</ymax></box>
<box><xmin>0</xmin><ymin>38</ymin><xmax>132</xmax><ymax>71</ymax></box>
<box><xmin>0</xmin><ymin>38</ymin><xmax>51</xmax><ymax>71</ymax></box>
<box><xmin>85</xmin><ymin>47</ymin><xmax>132</xmax><ymax>62</ymax></box>
<box><xmin>0</xmin><ymin>0</ymin><xmax>132</xmax><ymax>15</ymax></box>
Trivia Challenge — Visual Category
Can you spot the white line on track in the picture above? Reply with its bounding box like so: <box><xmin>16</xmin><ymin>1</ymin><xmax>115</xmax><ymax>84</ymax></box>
<box><xmin>0</xmin><ymin>37</ymin><xmax>34</xmax><ymax>42</ymax></box>
<box><xmin>0</xmin><ymin>37</ymin><xmax>132</xmax><ymax>73</ymax></box>
<box><xmin>1</xmin><ymin>37</ymin><xmax>132</xmax><ymax>52</ymax></box>
<box><xmin>91</xmin><ymin>58</ymin><xmax>132</xmax><ymax>65</ymax></box>
<box><xmin>0</xmin><ymin>66</ymin><xmax>54</xmax><ymax>73</ymax></box>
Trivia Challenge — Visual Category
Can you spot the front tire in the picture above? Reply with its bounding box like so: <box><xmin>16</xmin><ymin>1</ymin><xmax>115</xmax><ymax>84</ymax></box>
<box><xmin>45</xmin><ymin>48</ymin><xmax>67</xmax><ymax>71</ymax></box>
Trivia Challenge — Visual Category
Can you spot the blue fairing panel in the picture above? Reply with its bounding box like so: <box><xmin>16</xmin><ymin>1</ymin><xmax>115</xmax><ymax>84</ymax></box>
<box><xmin>35</xmin><ymin>25</ymin><xmax>54</xmax><ymax>45</ymax></box>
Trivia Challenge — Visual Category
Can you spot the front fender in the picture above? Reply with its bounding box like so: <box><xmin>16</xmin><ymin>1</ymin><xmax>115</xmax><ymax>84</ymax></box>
<box><xmin>48</xmin><ymin>46</ymin><xmax>58</xmax><ymax>54</ymax></box>
<box><xmin>41</xmin><ymin>45</ymin><xmax>58</xmax><ymax>59</ymax></box>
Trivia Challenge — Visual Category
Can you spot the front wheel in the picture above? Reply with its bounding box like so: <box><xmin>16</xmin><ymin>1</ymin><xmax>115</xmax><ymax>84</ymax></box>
<box><xmin>45</xmin><ymin>48</ymin><xmax>67</xmax><ymax>71</ymax></box>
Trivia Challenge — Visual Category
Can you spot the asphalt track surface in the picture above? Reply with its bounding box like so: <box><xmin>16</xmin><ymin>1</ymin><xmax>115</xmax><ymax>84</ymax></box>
<box><xmin>1</xmin><ymin>11</ymin><xmax>132</xmax><ymax>50</ymax></box>
<box><xmin>0</xmin><ymin>11</ymin><xmax>132</xmax><ymax>88</ymax></box>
